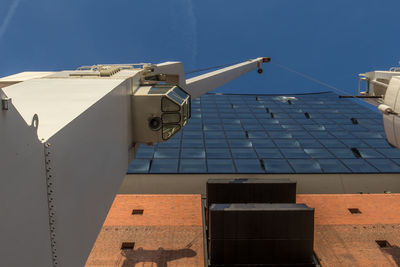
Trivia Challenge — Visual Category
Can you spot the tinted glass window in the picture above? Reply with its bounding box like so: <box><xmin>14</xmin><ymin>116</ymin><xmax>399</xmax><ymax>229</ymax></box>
<box><xmin>207</xmin><ymin>159</ymin><xmax>236</xmax><ymax>173</ymax></box>
<box><xmin>235</xmin><ymin>159</ymin><xmax>265</xmax><ymax>173</ymax></box>
<box><xmin>263</xmin><ymin>159</ymin><xmax>294</xmax><ymax>173</ymax></box>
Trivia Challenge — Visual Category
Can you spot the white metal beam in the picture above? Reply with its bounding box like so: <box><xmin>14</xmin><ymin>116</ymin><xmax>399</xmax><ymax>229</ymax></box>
<box><xmin>185</xmin><ymin>57</ymin><xmax>266</xmax><ymax>98</ymax></box>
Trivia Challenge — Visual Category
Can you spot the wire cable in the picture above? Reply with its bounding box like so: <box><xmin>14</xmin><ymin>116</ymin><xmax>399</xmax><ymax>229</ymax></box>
<box><xmin>270</xmin><ymin>61</ymin><xmax>352</xmax><ymax>96</ymax></box>
<box><xmin>185</xmin><ymin>59</ymin><xmax>352</xmax><ymax>97</ymax></box>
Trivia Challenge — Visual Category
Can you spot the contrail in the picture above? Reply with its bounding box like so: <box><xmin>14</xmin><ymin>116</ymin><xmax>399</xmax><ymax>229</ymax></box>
<box><xmin>0</xmin><ymin>0</ymin><xmax>21</xmax><ymax>41</ymax></box>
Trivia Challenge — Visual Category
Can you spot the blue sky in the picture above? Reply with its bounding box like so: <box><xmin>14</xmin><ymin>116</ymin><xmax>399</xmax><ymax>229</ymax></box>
<box><xmin>0</xmin><ymin>0</ymin><xmax>399</xmax><ymax>96</ymax></box>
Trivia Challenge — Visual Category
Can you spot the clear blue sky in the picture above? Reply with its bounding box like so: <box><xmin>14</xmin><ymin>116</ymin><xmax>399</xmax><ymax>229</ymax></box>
<box><xmin>1</xmin><ymin>0</ymin><xmax>399</xmax><ymax>96</ymax></box>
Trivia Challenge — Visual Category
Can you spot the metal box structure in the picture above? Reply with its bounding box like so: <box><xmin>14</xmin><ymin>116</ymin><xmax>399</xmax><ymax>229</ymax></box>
<box><xmin>206</xmin><ymin>178</ymin><xmax>296</xmax><ymax>209</ymax></box>
<box><xmin>208</xmin><ymin>203</ymin><xmax>315</xmax><ymax>266</ymax></box>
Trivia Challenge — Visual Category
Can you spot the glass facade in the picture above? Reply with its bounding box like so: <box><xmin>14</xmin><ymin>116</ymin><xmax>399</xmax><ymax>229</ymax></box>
<box><xmin>128</xmin><ymin>92</ymin><xmax>400</xmax><ymax>174</ymax></box>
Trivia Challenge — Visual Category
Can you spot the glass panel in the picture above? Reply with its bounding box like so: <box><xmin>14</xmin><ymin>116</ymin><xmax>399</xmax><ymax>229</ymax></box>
<box><xmin>161</xmin><ymin>97</ymin><xmax>180</xmax><ymax>112</ymax></box>
<box><xmin>162</xmin><ymin>124</ymin><xmax>181</xmax><ymax>140</ymax></box>
<box><xmin>237</xmin><ymin>113</ymin><xmax>254</xmax><ymax>119</ymax></box>
<box><xmin>319</xmin><ymin>139</ymin><xmax>346</xmax><ymax>148</ymax></box>
<box><xmin>182</xmin><ymin>139</ymin><xmax>204</xmax><ymax>148</ymax></box>
<box><xmin>250</xmin><ymin>139</ymin><xmax>276</xmax><ymax>148</ymax></box>
<box><xmin>135</xmin><ymin>147</ymin><xmax>155</xmax><ymax>158</ymax></box>
<box><xmin>183</xmin><ymin>131</ymin><xmax>203</xmax><ymax>139</ymax></box>
<box><xmin>127</xmin><ymin>159</ymin><xmax>150</xmax><ymax>173</ymax></box>
<box><xmin>303</xmin><ymin>125</ymin><xmax>326</xmax><ymax>131</ymax></box>
<box><xmin>366</xmin><ymin>139</ymin><xmax>393</xmax><ymax>148</ymax></box>
<box><xmin>377</xmin><ymin>148</ymin><xmax>400</xmax><ymax>158</ymax></box>
<box><xmin>185</xmin><ymin>124</ymin><xmax>202</xmax><ymax>130</ymax></box>
<box><xmin>304</xmin><ymin>148</ymin><xmax>334</xmax><ymax>158</ymax></box>
<box><xmin>329</xmin><ymin>131</ymin><xmax>354</xmax><ymax>139</ymax></box>
<box><xmin>328</xmin><ymin>148</ymin><xmax>357</xmax><ymax>158</ymax></box>
<box><xmin>234</xmin><ymin>159</ymin><xmax>265</xmax><ymax>173</ymax></box>
<box><xmin>162</xmin><ymin>113</ymin><xmax>180</xmax><ymax>123</ymax></box>
<box><xmin>205</xmin><ymin>139</ymin><xmax>228</xmax><ymax>148</ymax></box>
<box><xmin>341</xmin><ymin>159</ymin><xmax>378</xmax><ymax>173</ymax></box>
<box><xmin>264</xmin><ymin>124</ymin><xmax>284</xmax><ymax>131</ymax></box>
<box><xmin>317</xmin><ymin>159</ymin><xmax>351</xmax><ymax>173</ymax></box>
<box><xmin>154</xmin><ymin>148</ymin><xmax>180</xmax><ymax>158</ymax></box>
<box><xmin>273</xmin><ymin>139</ymin><xmax>300</xmax><ymax>148</ymax></box>
<box><xmin>173</xmin><ymin>87</ymin><xmax>188</xmax><ymax>99</ymax></box>
<box><xmin>206</xmin><ymin>148</ymin><xmax>232</xmax><ymax>158</ymax></box>
<box><xmin>309</xmin><ymin>131</ymin><xmax>334</xmax><ymax>139</ymax></box>
<box><xmin>255</xmin><ymin>148</ymin><xmax>283</xmax><ymax>158</ymax></box>
<box><xmin>181</xmin><ymin>148</ymin><xmax>205</xmax><ymax>158</ymax></box>
<box><xmin>297</xmin><ymin>139</ymin><xmax>323</xmax><ymax>148</ymax></box>
<box><xmin>222</xmin><ymin>118</ymin><xmax>241</xmax><ymax>124</ymax></box>
<box><xmin>240</xmin><ymin>119</ymin><xmax>258</xmax><ymax>124</ymax></box>
<box><xmin>179</xmin><ymin>159</ymin><xmax>207</xmax><ymax>173</ymax></box>
<box><xmin>228</xmin><ymin>139</ymin><xmax>253</xmax><ymax>148</ymax></box>
<box><xmin>340</xmin><ymin>139</ymin><xmax>369</xmax><ymax>148</ymax></box>
<box><xmin>168</xmin><ymin>90</ymin><xmax>184</xmax><ymax>104</ymax></box>
<box><xmin>225</xmin><ymin>131</ymin><xmax>247</xmax><ymax>139</ymax></box>
<box><xmin>357</xmin><ymin>148</ymin><xmax>384</xmax><ymax>158</ymax></box>
<box><xmin>280</xmin><ymin>148</ymin><xmax>309</xmax><ymax>159</ymax></box>
<box><xmin>204</xmin><ymin>124</ymin><xmax>223</xmax><ymax>131</ymax></box>
<box><xmin>341</xmin><ymin>125</ymin><xmax>367</xmax><ymax>131</ymax></box>
<box><xmin>291</xmin><ymin>131</ymin><xmax>313</xmax><ymax>139</ymax></box>
<box><xmin>366</xmin><ymin>159</ymin><xmax>400</xmax><ymax>172</ymax></box>
<box><xmin>268</xmin><ymin>131</ymin><xmax>293</xmax><ymax>139</ymax></box>
<box><xmin>204</xmin><ymin>131</ymin><xmax>225</xmax><ymax>139</ymax></box>
<box><xmin>294</xmin><ymin>119</ymin><xmax>317</xmax><ymax>125</ymax></box>
<box><xmin>242</xmin><ymin>124</ymin><xmax>264</xmax><ymax>130</ymax></box>
<box><xmin>157</xmin><ymin>139</ymin><xmax>180</xmax><ymax>148</ymax></box>
<box><xmin>288</xmin><ymin>159</ymin><xmax>322</xmax><ymax>173</ymax></box>
<box><xmin>247</xmin><ymin>131</ymin><xmax>268</xmax><ymax>139</ymax></box>
<box><xmin>220</xmin><ymin>113</ymin><xmax>237</xmax><ymax>118</ymax></box>
<box><xmin>223</xmin><ymin>124</ymin><xmax>243</xmax><ymax>131</ymax></box>
<box><xmin>186</xmin><ymin>118</ymin><xmax>202</xmax><ymax>125</ymax></box>
<box><xmin>259</xmin><ymin>119</ymin><xmax>280</xmax><ymax>125</ymax></box>
<box><xmin>202</xmin><ymin>113</ymin><xmax>219</xmax><ymax>118</ymax></box>
<box><xmin>281</xmin><ymin>124</ymin><xmax>303</xmax><ymax>130</ymax></box>
<box><xmin>204</xmin><ymin>118</ymin><xmax>221</xmax><ymax>124</ymax></box>
<box><xmin>273</xmin><ymin>113</ymin><xmax>290</xmax><ymax>118</ymax></box>
<box><xmin>207</xmin><ymin>159</ymin><xmax>236</xmax><ymax>173</ymax></box>
<box><xmin>150</xmin><ymin>159</ymin><xmax>178</xmax><ymax>173</ymax></box>
<box><xmin>231</xmin><ymin>148</ymin><xmax>258</xmax><ymax>159</ymax></box>
<box><xmin>263</xmin><ymin>159</ymin><xmax>294</xmax><ymax>173</ymax></box>
<box><xmin>352</xmin><ymin>132</ymin><xmax>384</xmax><ymax>139</ymax></box>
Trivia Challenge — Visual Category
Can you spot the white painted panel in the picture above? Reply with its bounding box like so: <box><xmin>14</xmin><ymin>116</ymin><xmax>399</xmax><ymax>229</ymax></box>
<box><xmin>3</xmin><ymin>78</ymin><xmax>125</xmax><ymax>141</ymax></box>
<box><xmin>47</xmin><ymin>80</ymin><xmax>133</xmax><ymax>267</ymax></box>
<box><xmin>0</xmin><ymin>90</ymin><xmax>52</xmax><ymax>267</ymax></box>
<box><xmin>383</xmin><ymin>77</ymin><xmax>400</xmax><ymax>147</ymax></box>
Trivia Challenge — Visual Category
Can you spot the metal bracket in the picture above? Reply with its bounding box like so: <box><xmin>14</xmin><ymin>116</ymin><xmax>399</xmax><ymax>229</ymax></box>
<box><xmin>1</xmin><ymin>97</ymin><xmax>11</xmax><ymax>110</ymax></box>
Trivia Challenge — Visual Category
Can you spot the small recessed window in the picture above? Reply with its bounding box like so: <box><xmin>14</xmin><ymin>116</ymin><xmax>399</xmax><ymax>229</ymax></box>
<box><xmin>132</xmin><ymin>209</ymin><xmax>144</xmax><ymax>215</ymax></box>
<box><xmin>348</xmin><ymin>208</ymin><xmax>361</xmax><ymax>214</ymax></box>
<box><xmin>121</xmin><ymin>242</ymin><xmax>135</xmax><ymax>250</ymax></box>
<box><xmin>376</xmin><ymin>240</ymin><xmax>391</xmax><ymax>248</ymax></box>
